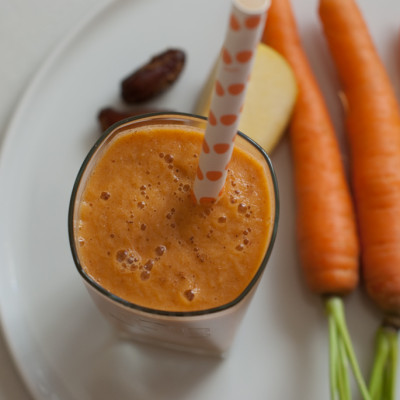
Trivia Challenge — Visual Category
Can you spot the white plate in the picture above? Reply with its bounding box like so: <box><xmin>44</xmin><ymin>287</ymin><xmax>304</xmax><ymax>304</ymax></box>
<box><xmin>0</xmin><ymin>0</ymin><xmax>399</xmax><ymax>399</ymax></box>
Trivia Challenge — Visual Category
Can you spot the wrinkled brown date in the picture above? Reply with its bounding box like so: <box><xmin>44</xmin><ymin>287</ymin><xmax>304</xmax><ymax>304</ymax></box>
<box><xmin>98</xmin><ymin>107</ymin><xmax>165</xmax><ymax>131</ymax></box>
<box><xmin>121</xmin><ymin>49</ymin><xmax>186</xmax><ymax>103</ymax></box>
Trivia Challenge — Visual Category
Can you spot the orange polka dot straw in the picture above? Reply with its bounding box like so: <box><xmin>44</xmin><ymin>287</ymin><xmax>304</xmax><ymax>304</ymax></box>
<box><xmin>192</xmin><ymin>0</ymin><xmax>270</xmax><ymax>205</ymax></box>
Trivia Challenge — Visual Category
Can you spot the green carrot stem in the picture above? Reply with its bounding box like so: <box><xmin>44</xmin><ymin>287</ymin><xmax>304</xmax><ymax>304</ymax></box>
<box><xmin>369</xmin><ymin>328</ymin><xmax>389</xmax><ymax>399</ymax></box>
<box><xmin>338</xmin><ymin>336</ymin><xmax>351</xmax><ymax>400</ymax></box>
<box><xmin>326</xmin><ymin>296</ymin><xmax>371</xmax><ymax>400</ymax></box>
<box><xmin>383</xmin><ymin>357</ymin><xmax>391</xmax><ymax>400</ymax></box>
<box><xmin>370</xmin><ymin>326</ymin><xmax>399</xmax><ymax>400</ymax></box>
<box><xmin>329</xmin><ymin>312</ymin><xmax>339</xmax><ymax>399</ymax></box>
<box><xmin>387</xmin><ymin>329</ymin><xmax>398</xmax><ymax>400</ymax></box>
<box><xmin>328</xmin><ymin>308</ymin><xmax>351</xmax><ymax>400</ymax></box>
<box><xmin>336</xmin><ymin>335</ymin><xmax>351</xmax><ymax>400</ymax></box>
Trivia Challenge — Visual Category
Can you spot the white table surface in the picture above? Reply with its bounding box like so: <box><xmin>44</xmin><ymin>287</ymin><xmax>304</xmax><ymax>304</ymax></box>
<box><xmin>0</xmin><ymin>2</ymin><xmax>99</xmax><ymax>398</ymax></box>
<box><xmin>1</xmin><ymin>1</ymin><xmax>399</xmax><ymax>400</ymax></box>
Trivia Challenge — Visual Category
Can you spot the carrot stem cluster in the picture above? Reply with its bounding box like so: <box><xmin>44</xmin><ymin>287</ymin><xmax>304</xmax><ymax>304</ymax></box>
<box><xmin>326</xmin><ymin>297</ymin><xmax>371</xmax><ymax>400</ymax></box>
<box><xmin>368</xmin><ymin>326</ymin><xmax>398</xmax><ymax>400</ymax></box>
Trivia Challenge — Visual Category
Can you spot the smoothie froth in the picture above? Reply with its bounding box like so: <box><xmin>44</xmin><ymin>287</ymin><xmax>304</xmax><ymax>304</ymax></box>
<box><xmin>76</xmin><ymin>124</ymin><xmax>274</xmax><ymax>312</ymax></box>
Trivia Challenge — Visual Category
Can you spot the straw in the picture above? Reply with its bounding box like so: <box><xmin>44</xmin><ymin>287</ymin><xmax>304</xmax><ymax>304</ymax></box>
<box><xmin>192</xmin><ymin>0</ymin><xmax>270</xmax><ymax>205</ymax></box>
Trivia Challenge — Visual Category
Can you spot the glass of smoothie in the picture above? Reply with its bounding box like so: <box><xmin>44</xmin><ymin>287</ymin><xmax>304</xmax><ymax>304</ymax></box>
<box><xmin>68</xmin><ymin>112</ymin><xmax>279</xmax><ymax>356</ymax></box>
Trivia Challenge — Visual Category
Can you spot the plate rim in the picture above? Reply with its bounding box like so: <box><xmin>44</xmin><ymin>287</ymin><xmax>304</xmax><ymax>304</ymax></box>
<box><xmin>0</xmin><ymin>2</ymin><xmax>114</xmax><ymax>399</ymax></box>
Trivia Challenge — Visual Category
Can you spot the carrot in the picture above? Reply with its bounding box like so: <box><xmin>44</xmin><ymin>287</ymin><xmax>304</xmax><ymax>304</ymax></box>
<box><xmin>263</xmin><ymin>1</ymin><xmax>369</xmax><ymax>399</ymax></box>
<box><xmin>318</xmin><ymin>0</ymin><xmax>400</xmax><ymax>399</ymax></box>
<box><xmin>263</xmin><ymin>0</ymin><xmax>358</xmax><ymax>296</ymax></box>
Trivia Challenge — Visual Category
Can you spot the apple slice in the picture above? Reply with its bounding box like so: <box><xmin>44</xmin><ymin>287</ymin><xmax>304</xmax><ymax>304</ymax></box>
<box><xmin>195</xmin><ymin>43</ymin><xmax>297</xmax><ymax>153</ymax></box>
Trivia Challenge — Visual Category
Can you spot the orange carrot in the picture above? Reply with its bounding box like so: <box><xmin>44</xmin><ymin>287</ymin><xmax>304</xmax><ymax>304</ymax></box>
<box><xmin>318</xmin><ymin>0</ymin><xmax>400</xmax><ymax>398</ymax></box>
<box><xmin>263</xmin><ymin>1</ymin><xmax>370</xmax><ymax>398</ymax></box>
<box><xmin>263</xmin><ymin>0</ymin><xmax>359</xmax><ymax>296</ymax></box>
<box><xmin>319</xmin><ymin>0</ymin><xmax>400</xmax><ymax>320</ymax></box>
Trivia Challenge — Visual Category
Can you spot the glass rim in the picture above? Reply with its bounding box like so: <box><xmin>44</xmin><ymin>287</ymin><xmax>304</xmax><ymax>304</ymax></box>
<box><xmin>68</xmin><ymin>111</ymin><xmax>280</xmax><ymax>317</ymax></box>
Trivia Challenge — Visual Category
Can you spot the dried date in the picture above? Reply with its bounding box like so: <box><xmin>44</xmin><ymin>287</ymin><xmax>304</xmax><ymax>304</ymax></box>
<box><xmin>98</xmin><ymin>107</ymin><xmax>165</xmax><ymax>131</ymax></box>
<box><xmin>121</xmin><ymin>49</ymin><xmax>186</xmax><ymax>103</ymax></box>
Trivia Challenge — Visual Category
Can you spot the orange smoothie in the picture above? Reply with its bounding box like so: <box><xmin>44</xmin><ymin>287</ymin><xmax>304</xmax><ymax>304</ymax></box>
<box><xmin>76</xmin><ymin>124</ymin><xmax>274</xmax><ymax>312</ymax></box>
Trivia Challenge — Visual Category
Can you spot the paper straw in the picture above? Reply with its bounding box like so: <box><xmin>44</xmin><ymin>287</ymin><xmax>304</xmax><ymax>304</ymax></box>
<box><xmin>192</xmin><ymin>0</ymin><xmax>270</xmax><ymax>205</ymax></box>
